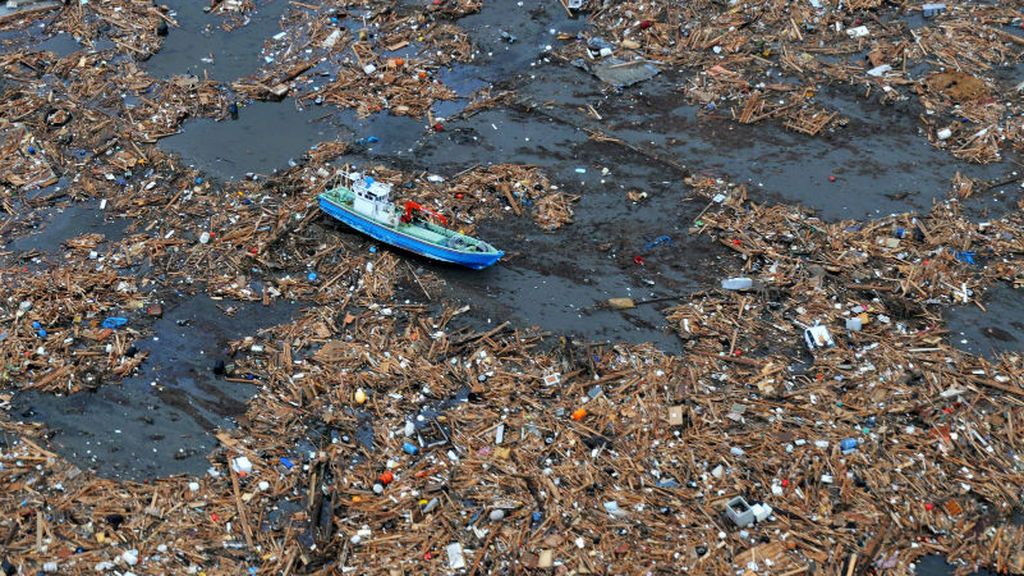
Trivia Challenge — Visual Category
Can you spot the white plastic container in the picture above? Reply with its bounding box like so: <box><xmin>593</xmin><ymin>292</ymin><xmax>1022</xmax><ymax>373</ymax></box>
<box><xmin>725</xmin><ymin>496</ymin><xmax>754</xmax><ymax>527</ymax></box>
<box><xmin>846</xmin><ymin>25</ymin><xmax>869</xmax><ymax>38</ymax></box>
<box><xmin>721</xmin><ymin>277</ymin><xmax>753</xmax><ymax>291</ymax></box>
<box><xmin>804</xmin><ymin>325</ymin><xmax>835</xmax><ymax>349</ymax></box>
<box><xmin>231</xmin><ymin>456</ymin><xmax>253</xmax><ymax>476</ymax></box>
<box><xmin>446</xmin><ymin>543</ymin><xmax>466</xmax><ymax>569</ymax></box>
<box><xmin>751</xmin><ymin>503</ymin><xmax>773</xmax><ymax>522</ymax></box>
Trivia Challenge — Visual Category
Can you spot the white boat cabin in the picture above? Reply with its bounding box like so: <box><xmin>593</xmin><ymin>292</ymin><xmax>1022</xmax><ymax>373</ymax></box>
<box><xmin>350</xmin><ymin>175</ymin><xmax>398</xmax><ymax>226</ymax></box>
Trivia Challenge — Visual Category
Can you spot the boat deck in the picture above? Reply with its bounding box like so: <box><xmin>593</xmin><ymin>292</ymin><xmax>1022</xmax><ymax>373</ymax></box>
<box><xmin>400</xmin><ymin>221</ymin><xmax>448</xmax><ymax>245</ymax></box>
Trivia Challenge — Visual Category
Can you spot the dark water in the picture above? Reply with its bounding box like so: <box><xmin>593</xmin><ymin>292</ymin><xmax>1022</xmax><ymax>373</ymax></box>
<box><xmin>13</xmin><ymin>295</ymin><xmax>299</xmax><ymax>479</ymax></box>
<box><xmin>5</xmin><ymin>199</ymin><xmax>128</xmax><ymax>260</ymax></box>
<box><xmin>34</xmin><ymin>32</ymin><xmax>81</xmax><ymax>57</ymax></box>
<box><xmin>145</xmin><ymin>0</ymin><xmax>290</xmax><ymax>81</ymax></box>
<box><xmin>946</xmin><ymin>283</ymin><xmax>1024</xmax><ymax>359</ymax></box>
<box><xmin>159</xmin><ymin>101</ymin><xmax>424</xmax><ymax>178</ymax></box>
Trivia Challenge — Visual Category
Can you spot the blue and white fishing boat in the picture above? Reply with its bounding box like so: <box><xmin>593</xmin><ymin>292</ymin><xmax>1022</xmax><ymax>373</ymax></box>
<box><xmin>318</xmin><ymin>173</ymin><xmax>504</xmax><ymax>270</ymax></box>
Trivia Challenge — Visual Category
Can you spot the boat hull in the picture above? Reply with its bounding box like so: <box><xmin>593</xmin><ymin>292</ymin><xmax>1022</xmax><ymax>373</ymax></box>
<box><xmin>318</xmin><ymin>196</ymin><xmax>503</xmax><ymax>270</ymax></box>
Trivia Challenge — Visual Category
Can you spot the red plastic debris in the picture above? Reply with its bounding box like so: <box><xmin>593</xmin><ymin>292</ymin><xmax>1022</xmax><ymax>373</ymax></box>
<box><xmin>379</xmin><ymin>471</ymin><xmax>394</xmax><ymax>485</ymax></box>
<box><xmin>925</xmin><ymin>503</ymin><xmax>935</xmax><ymax>511</ymax></box>
<box><xmin>633</xmin><ymin>255</ymin><xmax>645</xmax><ymax>266</ymax></box>
<box><xmin>731</xmin><ymin>238</ymin><xmax>741</xmax><ymax>246</ymax></box>
<box><xmin>639</xmin><ymin>20</ymin><xmax>653</xmax><ymax>30</ymax></box>
<box><xmin>454</xmin><ymin>192</ymin><xmax>464</xmax><ymax>200</ymax></box>
<box><xmin>781</xmin><ymin>479</ymin><xmax>789</xmax><ymax>488</ymax></box>
<box><xmin>248</xmin><ymin>247</ymin><xmax>259</xmax><ymax>255</ymax></box>
<box><xmin>828</xmin><ymin>175</ymin><xmax>837</xmax><ymax>182</ymax></box>
<box><xmin>433</xmin><ymin>123</ymin><xmax>444</xmax><ymax>132</ymax></box>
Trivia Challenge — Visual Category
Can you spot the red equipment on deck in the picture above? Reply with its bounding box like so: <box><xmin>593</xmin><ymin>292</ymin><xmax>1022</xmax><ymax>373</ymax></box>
<box><xmin>401</xmin><ymin>201</ymin><xmax>448</xmax><ymax>226</ymax></box>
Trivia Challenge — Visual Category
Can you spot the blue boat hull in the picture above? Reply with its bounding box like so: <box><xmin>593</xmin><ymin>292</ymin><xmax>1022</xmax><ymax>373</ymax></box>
<box><xmin>318</xmin><ymin>196</ymin><xmax>503</xmax><ymax>270</ymax></box>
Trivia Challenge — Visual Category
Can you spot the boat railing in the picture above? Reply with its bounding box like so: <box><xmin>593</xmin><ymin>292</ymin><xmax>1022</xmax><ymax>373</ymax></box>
<box><xmin>325</xmin><ymin>170</ymin><xmax>363</xmax><ymax>192</ymax></box>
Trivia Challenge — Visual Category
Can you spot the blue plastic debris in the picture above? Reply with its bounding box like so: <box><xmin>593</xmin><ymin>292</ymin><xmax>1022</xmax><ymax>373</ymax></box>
<box><xmin>840</xmin><ymin>438</ymin><xmax>858</xmax><ymax>454</ymax></box>
<box><xmin>531</xmin><ymin>511</ymin><xmax>543</xmax><ymax>525</ymax></box>
<box><xmin>37</xmin><ymin>329</ymin><xmax>47</xmax><ymax>339</ymax></box>
<box><xmin>27</xmin><ymin>146</ymin><xmax>36</xmax><ymax>155</ymax></box>
<box><xmin>643</xmin><ymin>235</ymin><xmax>673</xmax><ymax>252</ymax></box>
<box><xmin>951</xmin><ymin>250</ymin><xmax>976</xmax><ymax>265</ymax></box>
<box><xmin>279</xmin><ymin>457</ymin><xmax>295</xmax><ymax>469</ymax></box>
<box><xmin>402</xmin><ymin>442</ymin><xmax>419</xmax><ymax>455</ymax></box>
<box><xmin>307</xmin><ymin>271</ymin><xmax>318</xmax><ymax>283</ymax></box>
<box><xmin>101</xmin><ymin>317</ymin><xmax>128</xmax><ymax>330</ymax></box>
<box><xmin>32</xmin><ymin>321</ymin><xmax>41</xmax><ymax>330</ymax></box>
<box><xmin>369</xmin><ymin>246</ymin><xmax>378</xmax><ymax>254</ymax></box>
<box><xmin>194</xmin><ymin>176</ymin><xmax>204</xmax><ymax>185</ymax></box>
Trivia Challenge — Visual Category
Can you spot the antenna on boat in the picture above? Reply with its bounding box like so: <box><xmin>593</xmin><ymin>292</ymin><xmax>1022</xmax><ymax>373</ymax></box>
<box><xmin>326</xmin><ymin>169</ymin><xmax>347</xmax><ymax>190</ymax></box>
